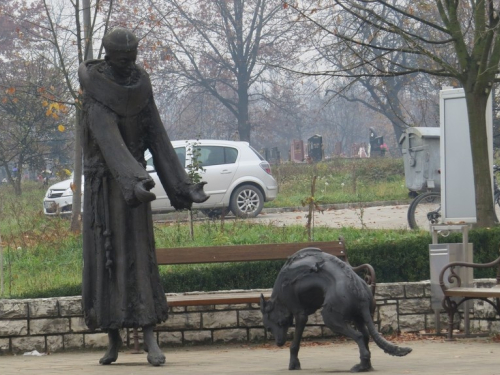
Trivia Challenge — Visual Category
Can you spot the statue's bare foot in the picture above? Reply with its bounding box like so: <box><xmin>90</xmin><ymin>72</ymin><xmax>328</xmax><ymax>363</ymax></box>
<box><xmin>143</xmin><ymin>326</ymin><xmax>165</xmax><ymax>366</ymax></box>
<box><xmin>147</xmin><ymin>348</ymin><xmax>166</xmax><ymax>367</ymax></box>
<box><xmin>99</xmin><ymin>330</ymin><xmax>122</xmax><ymax>365</ymax></box>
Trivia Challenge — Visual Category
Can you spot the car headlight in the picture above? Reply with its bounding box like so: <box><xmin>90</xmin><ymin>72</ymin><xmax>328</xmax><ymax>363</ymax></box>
<box><xmin>61</xmin><ymin>188</ymin><xmax>74</xmax><ymax>197</ymax></box>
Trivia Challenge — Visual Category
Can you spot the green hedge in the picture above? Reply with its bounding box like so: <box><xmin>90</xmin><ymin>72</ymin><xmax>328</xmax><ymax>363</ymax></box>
<box><xmin>159</xmin><ymin>261</ymin><xmax>284</xmax><ymax>293</ymax></box>
<box><xmin>159</xmin><ymin>227</ymin><xmax>500</xmax><ymax>293</ymax></box>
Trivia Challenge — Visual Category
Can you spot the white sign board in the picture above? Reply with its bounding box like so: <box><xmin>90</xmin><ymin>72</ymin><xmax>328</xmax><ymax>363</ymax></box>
<box><xmin>439</xmin><ymin>88</ymin><xmax>493</xmax><ymax>224</ymax></box>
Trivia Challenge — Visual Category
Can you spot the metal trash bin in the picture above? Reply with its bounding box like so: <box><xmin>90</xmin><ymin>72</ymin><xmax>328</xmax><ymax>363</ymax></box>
<box><xmin>429</xmin><ymin>243</ymin><xmax>473</xmax><ymax>311</ymax></box>
<box><xmin>399</xmin><ymin>127</ymin><xmax>441</xmax><ymax>192</ymax></box>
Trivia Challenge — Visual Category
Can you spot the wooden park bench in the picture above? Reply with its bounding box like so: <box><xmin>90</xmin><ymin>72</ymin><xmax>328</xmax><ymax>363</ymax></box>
<box><xmin>129</xmin><ymin>239</ymin><xmax>377</xmax><ymax>350</ymax></box>
<box><xmin>155</xmin><ymin>239</ymin><xmax>376</xmax><ymax>307</ymax></box>
<box><xmin>439</xmin><ymin>253</ymin><xmax>500</xmax><ymax>340</ymax></box>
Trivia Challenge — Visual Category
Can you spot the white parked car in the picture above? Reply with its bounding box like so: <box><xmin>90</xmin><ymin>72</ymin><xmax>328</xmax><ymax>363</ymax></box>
<box><xmin>43</xmin><ymin>140</ymin><xmax>278</xmax><ymax>218</ymax></box>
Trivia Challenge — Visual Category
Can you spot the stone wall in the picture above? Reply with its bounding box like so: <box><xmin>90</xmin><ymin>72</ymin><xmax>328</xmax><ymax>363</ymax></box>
<box><xmin>1</xmin><ymin>279</ymin><xmax>499</xmax><ymax>354</ymax></box>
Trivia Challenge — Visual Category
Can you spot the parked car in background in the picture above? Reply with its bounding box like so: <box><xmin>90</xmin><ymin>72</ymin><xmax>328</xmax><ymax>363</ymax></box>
<box><xmin>43</xmin><ymin>140</ymin><xmax>278</xmax><ymax>218</ymax></box>
<box><xmin>43</xmin><ymin>174</ymin><xmax>80</xmax><ymax>215</ymax></box>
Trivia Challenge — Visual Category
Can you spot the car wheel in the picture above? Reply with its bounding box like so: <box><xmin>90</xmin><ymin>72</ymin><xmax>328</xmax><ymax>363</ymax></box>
<box><xmin>201</xmin><ymin>207</ymin><xmax>230</xmax><ymax>219</ymax></box>
<box><xmin>230</xmin><ymin>185</ymin><xmax>264</xmax><ymax>218</ymax></box>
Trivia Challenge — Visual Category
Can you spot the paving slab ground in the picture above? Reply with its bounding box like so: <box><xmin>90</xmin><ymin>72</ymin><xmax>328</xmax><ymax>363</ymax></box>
<box><xmin>1</xmin><ymin>337</ymin><xmax>499</xmax><ymax>375</ymax></box>
<box><xmin>252</xmin><ymin>204</ymin><xmax>411</xmax><ymax>230</ymax></box>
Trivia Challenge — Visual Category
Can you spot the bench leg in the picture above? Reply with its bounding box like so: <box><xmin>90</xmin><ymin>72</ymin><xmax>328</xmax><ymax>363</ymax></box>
<box><xmin>442</xmin><ymin>297</ymin><xmax>457</xmax><ymax>341</ymax></box>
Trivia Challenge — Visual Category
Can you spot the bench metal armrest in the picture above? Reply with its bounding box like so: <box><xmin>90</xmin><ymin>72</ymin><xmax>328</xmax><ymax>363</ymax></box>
<box><xmin>352</xmin><ymin>263</ymin><xmax>377</xmax><ymax>296</ymax></box>
<box><xmin>439</xmin><ymin>255</ymin><xmax>500</xmax><ymax>293</ymax></box>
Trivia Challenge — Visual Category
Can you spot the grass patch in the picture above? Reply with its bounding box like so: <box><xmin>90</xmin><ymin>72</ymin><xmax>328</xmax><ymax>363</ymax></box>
<box><xmin>3</xmin><ymin>236</ymin><xmax>83</xmax><ymax>298</ymax></box>
<box><xmin>269</xmin><ymin>158</ymin><xmax>408</xmax><ymax>207</ymax></box>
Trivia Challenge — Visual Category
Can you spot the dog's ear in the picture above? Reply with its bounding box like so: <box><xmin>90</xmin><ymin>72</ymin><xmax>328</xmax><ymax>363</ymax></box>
<box><xmin>261</xmin><ymin>295</ymin><xmax>274</xmax><ymax>313</ymax></box>
<box><xmin>260</xmin><ymin>294</ymin><xmax>266</xmax><ymax>313</ymax></box>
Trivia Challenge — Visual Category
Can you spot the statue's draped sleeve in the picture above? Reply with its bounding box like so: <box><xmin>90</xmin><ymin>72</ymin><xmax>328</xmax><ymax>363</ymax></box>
<box><xmin>146</xmin><ymin>99</ymin><xmax>194</xmax><ymax>210</ymax></box>
<box><xmin>87</xmin><ymin>101</ymin><xmax>151</xmax><ymax>207</ymax></box>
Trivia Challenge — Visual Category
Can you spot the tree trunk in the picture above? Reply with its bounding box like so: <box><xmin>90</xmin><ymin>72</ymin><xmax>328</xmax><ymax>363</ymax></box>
<box><xmin>237</xmin><ymin>77</ymin><xmax>250</xmax><ymax>142</ymax></box>
<box><xmin>189</xmin><ymin>209</ymin><xmax>194</xmax><ymax>240</ymax></box>
<box><xmin>385</xmin><ymin>111</ymin><xmax>406</xmax><ymax>154</ymax></box>
<box><xmin>14</xmin><ymin>158</ymin><xmax>22</xmax><ymax>196</ymax></box>
<box><xmin>465</xmin><ymin>91</ymin><xmax>496</xmax><ymax>227</ymax></box>
<box><xmin>70</xmin><ymin>108</ymin><xmax>83</xmax><ymax>233</ymax></box>
<box><xmin>237</xmin><ymin>109</ymin><xmax>250</xmax><ymax>142</ymax></box>
<box><xmin>306</xmin><ymin>175</ymin><xmax>317</xmax><ymax>241</ymax></box>
<box><xmin>14</xmin><ymin>176</ymin><xmax>21</xmax><ymax>196</ymax></box>
<box><xmin>70</xmin><ymin>0</ymin><xmax>92</xmax><ymax>233</ymax></box>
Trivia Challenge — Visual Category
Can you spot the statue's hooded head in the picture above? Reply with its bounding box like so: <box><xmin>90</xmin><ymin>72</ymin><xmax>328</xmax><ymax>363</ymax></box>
<box><xmin>103</xmin><ymin>28</ymin><xmax>139</xmax><ymax>53</ymax></box>
<box><xmin>103</xmin><ymin>28</ymin><xmax>139</xmax><ymax>79</ymax></box>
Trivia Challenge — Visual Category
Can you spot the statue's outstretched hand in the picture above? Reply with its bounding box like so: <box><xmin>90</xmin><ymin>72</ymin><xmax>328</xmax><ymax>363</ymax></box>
<box><xmin>134</xmin><ymin>179</ymin><xmax>156</xmax><ymax>203</ymax></box>
<box><xmin>189</xmin><ymin>181</ymin><xmax>209</xmax><ymax>203</ymax></box>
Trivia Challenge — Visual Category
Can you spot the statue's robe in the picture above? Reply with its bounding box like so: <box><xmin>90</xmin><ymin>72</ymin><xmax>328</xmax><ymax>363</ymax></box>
<box><xmin>78</xmin><ymin>60</ymin><xmax>192</xmax><ymax>330</ymax></box>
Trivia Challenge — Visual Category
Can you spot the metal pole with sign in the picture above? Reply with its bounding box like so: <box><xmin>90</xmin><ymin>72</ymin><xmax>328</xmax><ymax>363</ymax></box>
<box><xmin>429</xmin><ymin>88</ymin><xmax>493</xmax><ymax>336</ymax></box>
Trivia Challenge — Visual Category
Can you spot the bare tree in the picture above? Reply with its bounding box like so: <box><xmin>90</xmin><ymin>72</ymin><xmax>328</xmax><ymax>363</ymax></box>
<box><xmin>0</xmin><ymin>60</ymin><xmax>70</xmax><ymax>195</ymax></box>
<box><xmin>0</xmin><ymin>5</ymin><xmax>72</xmax><ymax>195</ymax></box>
<box><xmin>326</xmin><ymin>73</ymin><xmax>442</xmax><ymax>146</ymax></box>
<box><xmin>144</xmin><ymin>0</ymin><xmax>300</xmax><ymax>143</ymax></box>
<box><xmin>286</xmin><ymin>0</ymin><xmax>500</xmax><ymax>227</ymax></box>
<box><xmin>2</xmin><ymin>0</ymin><xmax>115</xmax><ymax>231</ymax></box>
<box><xmin>312</xmin><ymin>8</ymin><xmax>443</xmax><ymax>144</ymax></box>
<box><xmin>254</xmin><ymin>79</ymin><xmax>318</xmax><ymax>150</ymax></box>
<box><xmin>158</xmin><ymin>89</ymin><xmax>237</xmax><ymax>140</ymax></box>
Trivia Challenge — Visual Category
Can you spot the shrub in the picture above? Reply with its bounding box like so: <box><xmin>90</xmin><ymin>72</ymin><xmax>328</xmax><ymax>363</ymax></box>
<box><xmin>160</xmin><ymin>261</ymin><xmax>283</xmax><ymax>292</ymax></box>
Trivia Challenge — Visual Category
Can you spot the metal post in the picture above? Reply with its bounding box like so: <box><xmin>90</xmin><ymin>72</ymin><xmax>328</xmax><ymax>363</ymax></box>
<box><xmin>128</xmin><ymin>328</ymin><xmax>143</xmax><ymax>354</ymax></box>
<box><xmin>0</xmin><ymin>229</ymin><xmax>3</xmax><ymax>296</ymax></box>
<box><xmin>133</xmin><ymin>328</ymin><xmax>140</xmax><ymax>352</ymax></box>
<box><xmin>431</xmin><ymin>228</ymin><xmax>438</xmax><ymax>245</ymax></box>
<box><xmin>431</xmin><ymin>225</ymin><xmax>440</xmax><ymax>334</ymax></box>
<box><xmin>462</xmin><ymin>225</ymin><xmax>470</xmax><ymax>336</ymax></box>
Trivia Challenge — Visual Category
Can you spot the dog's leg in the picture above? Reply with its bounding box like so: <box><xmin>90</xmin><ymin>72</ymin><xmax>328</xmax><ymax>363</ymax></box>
<box><xmin>322</xmin><ymin>310</ymin><xmax>373</xmax><ymax>372</ymax></box>
<box><xmin>289</xmin><ymin>313</ymin><xmax>307</xmax><ymax>370</ymax></box>
<box><xmin>353</xmin><ymin>318</ymin><xmax>372</xmax><ymax>371</ymax></box>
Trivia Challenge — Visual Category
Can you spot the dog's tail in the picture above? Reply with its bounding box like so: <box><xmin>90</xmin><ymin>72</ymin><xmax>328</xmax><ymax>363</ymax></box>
<box><xmin>363</xmin><ymin>308</ymin><xmax>412</xmax><ymax>357</ymax></box>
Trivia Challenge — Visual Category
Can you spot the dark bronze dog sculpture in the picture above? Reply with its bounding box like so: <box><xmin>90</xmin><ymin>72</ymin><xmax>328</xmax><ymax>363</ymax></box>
<box><xmin>260</xmin><ymin>248</ymin><xmax>411</xmax><ymax>372</ymax></box>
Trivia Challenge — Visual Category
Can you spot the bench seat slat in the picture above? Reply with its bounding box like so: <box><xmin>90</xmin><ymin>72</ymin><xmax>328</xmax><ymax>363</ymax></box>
<box><xmin>156</xmin><ymin>241</ymin><xmax>346</xmax><ymax>265</ymax></box>
<box><xmin>167</xmin><ymin>291</ymin><xmax>271</xmax><ymax>307</ymax></box>
<box><xmin>444</xmin><ymin>286</ymin><xmax>500</xmax><ymax>299</ymax></box>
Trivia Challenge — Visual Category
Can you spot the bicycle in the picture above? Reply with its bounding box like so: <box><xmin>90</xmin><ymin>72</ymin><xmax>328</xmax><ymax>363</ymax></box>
<box><xmin>407</xmin><ymin>165</ymin><xmax>500</xmax><ymax>230</ymax></box>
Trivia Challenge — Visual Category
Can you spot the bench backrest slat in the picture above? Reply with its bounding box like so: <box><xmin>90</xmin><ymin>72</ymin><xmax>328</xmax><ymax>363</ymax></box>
<box><xmin>156</xmin><ymin>241</ymin><xmax>347</xmax><ymax>265</ymax></box>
